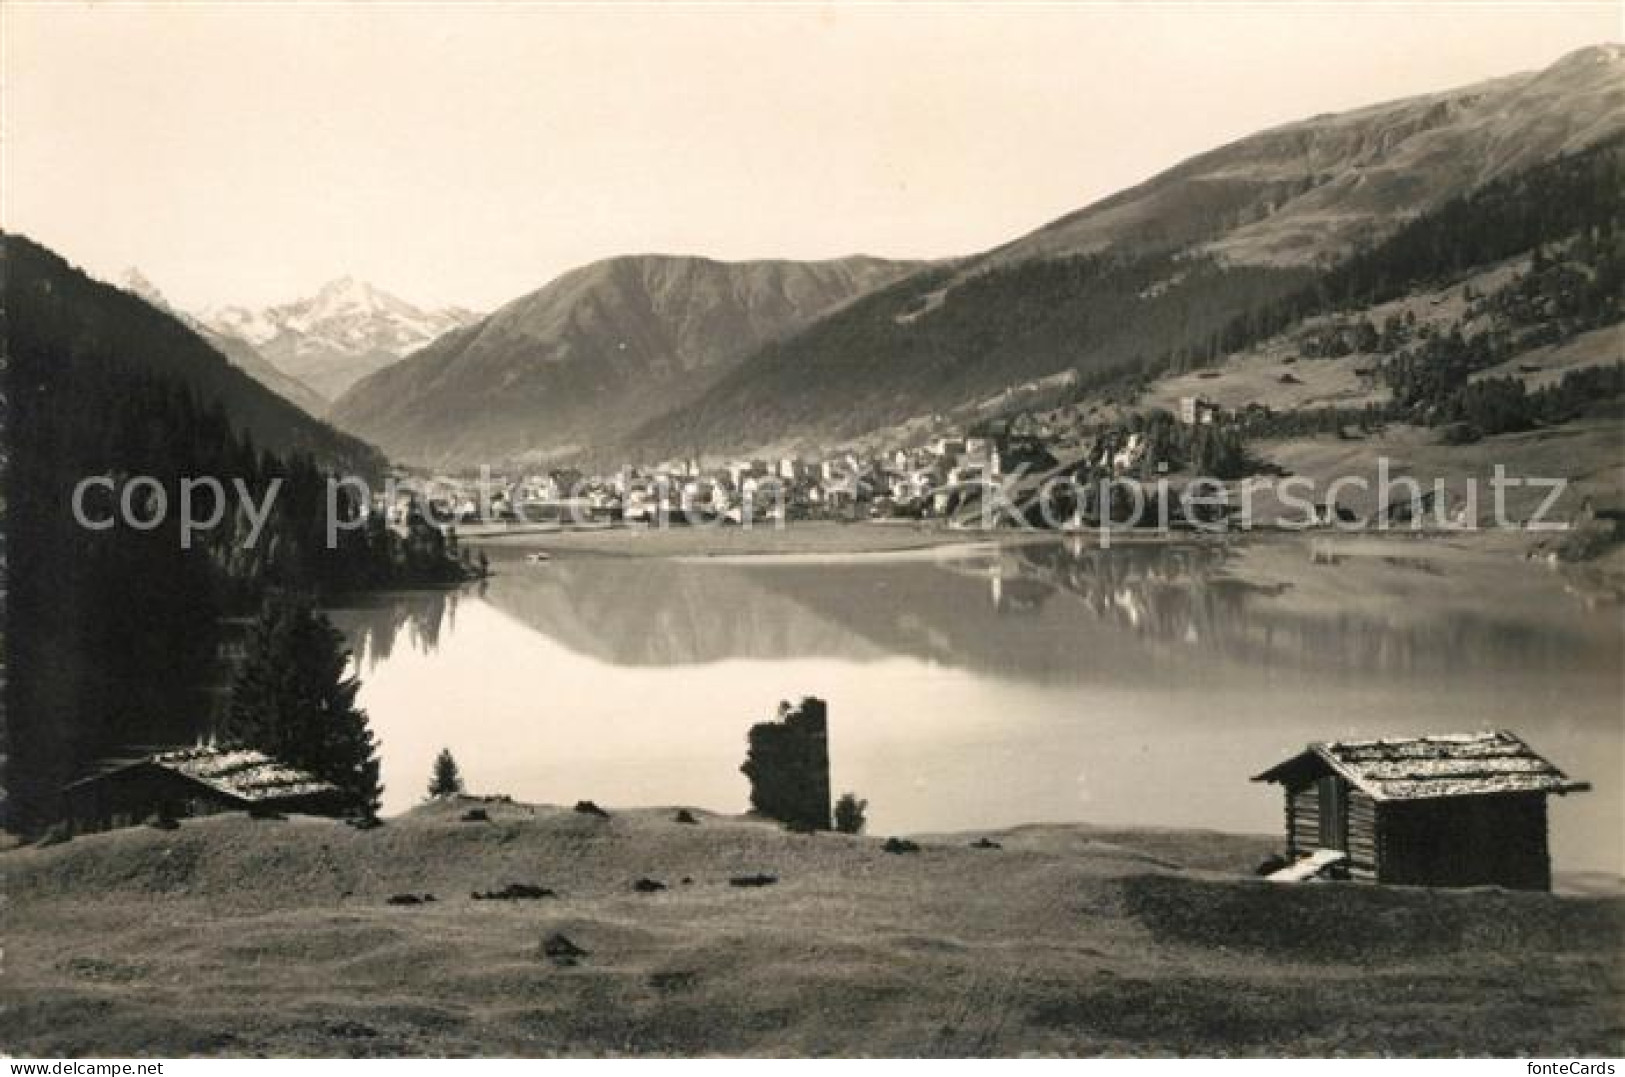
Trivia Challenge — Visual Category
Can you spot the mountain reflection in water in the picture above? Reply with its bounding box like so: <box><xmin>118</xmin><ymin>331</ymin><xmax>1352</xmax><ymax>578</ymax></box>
<box><xmin>343</xmin><ymin>541</ymin><xmax>1617</xmax><ymax>684</ymax></box>
<box><xmin>328</xmin><ymin>538</ymin><xmax>1622</xmax><ymax>876</ymax></box>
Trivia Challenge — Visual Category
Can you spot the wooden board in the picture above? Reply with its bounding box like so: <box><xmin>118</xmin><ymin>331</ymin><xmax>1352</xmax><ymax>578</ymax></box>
<box><xmin>1268</xmin><ymin>848</ymin><xmax>1349</xmax><ymax>883</ymax></box>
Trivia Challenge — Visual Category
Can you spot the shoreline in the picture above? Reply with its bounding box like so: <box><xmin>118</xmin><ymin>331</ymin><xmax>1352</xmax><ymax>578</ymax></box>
<box><xmin>463</xmin><ymin>518</ymin><xmax>1622</xmax><ymax>590</ymax></box>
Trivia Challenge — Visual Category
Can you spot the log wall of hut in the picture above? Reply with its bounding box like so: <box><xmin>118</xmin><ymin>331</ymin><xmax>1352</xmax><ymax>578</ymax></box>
<box><xmin>1286</xmin><ymin>782</ymin><xmax>1320</xmax><ymax>856</ymax></box>
<box><xmin>1375</xmin><ymin>794</ymin><xmax>1550</xmax><ymax>891</ymax></box>
<box><xmin>1284</xmin><ymin>778</ymin><xmax>1378</xmax><ymax>879</ymax></box>
<box><xmin>1346</xmin><ymin>788</ymin><xmax>1378</xmax><ymax>880</ymax></box>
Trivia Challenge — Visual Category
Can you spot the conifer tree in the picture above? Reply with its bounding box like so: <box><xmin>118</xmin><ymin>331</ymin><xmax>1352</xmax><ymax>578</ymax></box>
<box><xmin>833</xmin><ymin>793</ymin><xmax>868</xmax><ymax>835</ymax></box>
<box><xmin>222</xmin><ymin>592</ymin><xmax>382</xmax><ymax>816</ymax></box>
<box><xmin>428</xmin><ymin>748</ymin><xmax>464</xmax><ymax>798</ymax></box>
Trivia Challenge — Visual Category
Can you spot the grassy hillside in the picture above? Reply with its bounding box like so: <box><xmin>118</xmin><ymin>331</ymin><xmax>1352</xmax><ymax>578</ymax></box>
<box><xmin>2</xmin><ymin>803</ymin><xmax>1619</xmax><ymax>1056</ymax></box>
<box><xmin>993</xmin><ymin>44</ymin><xmax>1624</xmax><ymax>270</ymax></box>
<box><xmin>972</xmin><ymin>136</ymin><xmax>1623</xmax><ymax>506</ymax></box>
<box><xmin>625</xmin><ymin>255</ymin><xmax>1310</xmax><ymax>458</ymax></box>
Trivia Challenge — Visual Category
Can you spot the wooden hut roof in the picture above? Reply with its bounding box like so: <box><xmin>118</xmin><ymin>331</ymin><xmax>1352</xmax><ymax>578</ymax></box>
<box><xmin>1253</xmin><ymin>730</ymin><xmax>1590</xmax><ymax>801</ymax></box>
<box><xmin>153</xmin><ymin>747</ymin><xmax>339</xmax><ymax>802</ymax></box>
<box><xmin>67</xmin><ymin>747</ymin><xmax>338</xmax><ymax>803</ymax></box>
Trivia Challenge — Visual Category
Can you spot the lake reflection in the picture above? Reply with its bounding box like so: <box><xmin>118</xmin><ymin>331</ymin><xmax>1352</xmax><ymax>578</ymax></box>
<box><xmin>328</xmin><ymin>537</ymin><xmax>1624</xmax><ymax>875</ymax></box>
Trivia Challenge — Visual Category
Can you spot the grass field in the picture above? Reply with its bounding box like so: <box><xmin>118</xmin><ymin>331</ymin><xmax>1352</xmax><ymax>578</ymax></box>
<box><xmin>3</xmin><ymin>800</ymin><xmax>1620</xmax><ymax>1057</ymax></box>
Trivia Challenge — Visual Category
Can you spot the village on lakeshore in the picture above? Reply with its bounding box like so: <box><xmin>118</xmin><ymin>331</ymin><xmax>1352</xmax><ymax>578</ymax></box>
<box><xmin>376</xmin><ymin>396</ymin><xmax>1341</xmax><ymax>532</ymax></box>
<box><xmin>388</xmin><ymin>425</ymin><xmax>1069</xmax><ymax>529</ymax></box>
<box><xmin>372</xmin><ymin>393</ymin><xmax>1609</xmax><ymax>541</ymax></box>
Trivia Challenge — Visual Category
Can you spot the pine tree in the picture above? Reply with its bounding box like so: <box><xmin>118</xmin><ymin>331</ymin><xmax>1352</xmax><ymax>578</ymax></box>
<box><xmin>833</xmin><ymin>793</ymin><xmax>868</xmax><ymax>835</ymax></box>
<box><xmin>222</xmin><ymin>592</ymin><xmax>382</xmax><ymax>816</ymax></box>
<box><xmin>428</xmin><ymin>748</ymin><xmax>464</xmax><ymax>798</ymax></box>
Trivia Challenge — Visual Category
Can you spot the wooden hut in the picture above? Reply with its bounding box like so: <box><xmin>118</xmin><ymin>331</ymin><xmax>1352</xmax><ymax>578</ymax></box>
<box><xmin>62</xmin><ymin>746</ymin><xmax>348</xmax><ymax>831</ymax></box>
<box><xmin>1253</xmin><ymin>730</ymin><xmax>1589</xmax><ymax>891</ymax></box>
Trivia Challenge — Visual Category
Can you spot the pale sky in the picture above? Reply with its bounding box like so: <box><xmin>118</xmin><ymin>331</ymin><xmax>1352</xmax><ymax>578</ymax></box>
<box><xmin>3</xmin><ymin>2</ymin><xmax>1618</xmax><ymax>312</ymax></box>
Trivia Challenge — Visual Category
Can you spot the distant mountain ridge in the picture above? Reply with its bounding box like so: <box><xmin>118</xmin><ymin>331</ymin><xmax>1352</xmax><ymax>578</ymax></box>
<box><xmin>290</xmin><ymin>45</ymin><xmax>1625</xmax><ymax>465</ymax></box>
<box><xmin>200</xmin><ymin>278</ymin><xmax>480</xmax><ymax>400</ymax></box>
<box><xmin>618</xmin><ymin>43</ymin><xmax>1625</xmax><ymax>458</ymax></box>
<box><xmin>328</xmin><ymin>254</ymin><xmax>927</xmax><ymax>468</ymax></box>
<box><xmin>991</xmin><ymin>42</ymin><xmax>1625</xmax><ymax>270</ymax></box>
<box><xmin>117</xmin><ymin>268</ymin><xmax>330</xmax><ymax>417</ymax></box>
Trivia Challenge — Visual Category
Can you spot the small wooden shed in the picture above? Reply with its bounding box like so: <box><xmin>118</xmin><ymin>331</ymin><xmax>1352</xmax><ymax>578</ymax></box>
<box><xmin>1253</xmin><ymin>730</ymin><xmax>1589</xmax><ymax>891</ymax></box>
<box><xmin>62</xmin><ymin>746</ymin><xmax>348</xmax><ymax>831</ymax></box>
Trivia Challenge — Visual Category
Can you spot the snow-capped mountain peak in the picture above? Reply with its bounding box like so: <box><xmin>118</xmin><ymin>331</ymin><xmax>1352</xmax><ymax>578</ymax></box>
<box><xmin>199</xmin><ymin>303</ymin><xmax>279</xmax><ymax>347</ymax></box>
<box><xmin>196</xmin><ymin>279</ymin><xmax>481</xmax><ymax>399</ymax></box>
<box><xmin>111</xmin><ymin>266</ymin><xmax>331</xmax><ymax>417</ymax></box>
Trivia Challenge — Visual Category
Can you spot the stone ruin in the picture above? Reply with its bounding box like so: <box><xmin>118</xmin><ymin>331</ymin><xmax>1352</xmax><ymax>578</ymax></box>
<box><xmin>741</xmin><ymin>697</ymin><xmax>831</xmax><ymax>831</ymax></box>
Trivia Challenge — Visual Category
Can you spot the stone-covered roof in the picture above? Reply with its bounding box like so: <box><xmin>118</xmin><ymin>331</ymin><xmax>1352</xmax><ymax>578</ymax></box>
<box><xmin>1253</xmin><ymin>730</ymin><xmax>1590</xmax><ymax>801</ymax></box>
<box><xmin>150</xmin><ymin>747</ymin><xmax>338</xmax><ymax>802</ymax></box>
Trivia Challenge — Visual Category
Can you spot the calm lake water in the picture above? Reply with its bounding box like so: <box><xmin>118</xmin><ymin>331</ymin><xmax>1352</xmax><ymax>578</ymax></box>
<box><xmin>328</xmin><ymin>536</ymin><xmax>1624</xmax><ymax>876</ymax></box>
